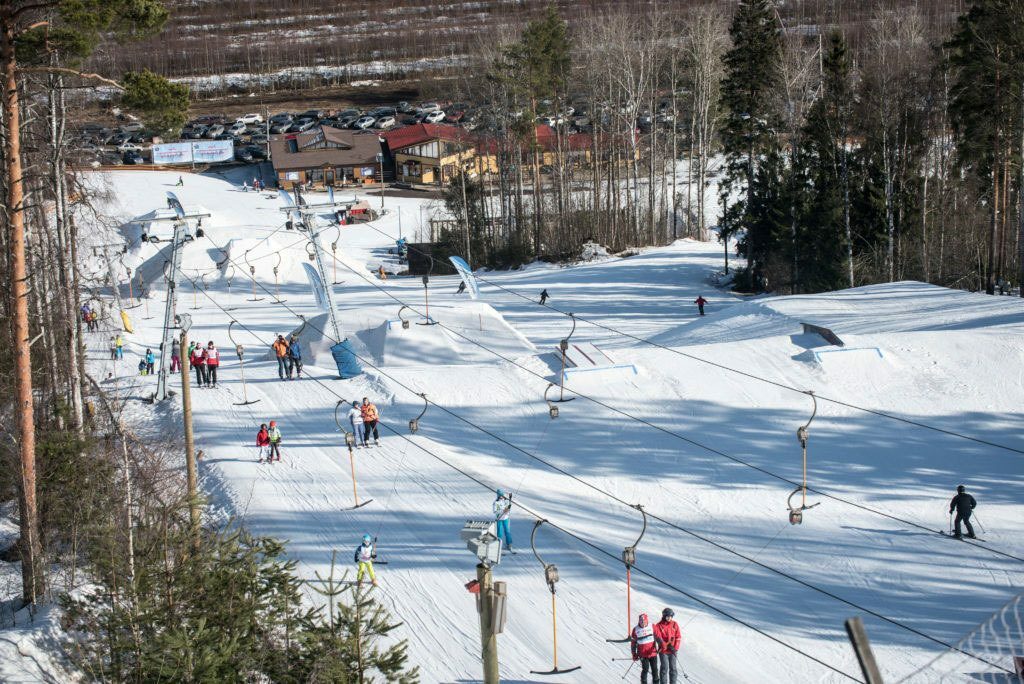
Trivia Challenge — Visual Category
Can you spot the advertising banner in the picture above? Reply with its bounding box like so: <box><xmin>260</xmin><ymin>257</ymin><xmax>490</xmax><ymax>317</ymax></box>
<box><xmin>151</xmin><ymin>140</ymin><xmax>234</xmax><ymax>165</ymax></box>
<box><xmin>151</xmin><ymin>142</ymin><xmax>193</xmax><ymax>165</ymax></box>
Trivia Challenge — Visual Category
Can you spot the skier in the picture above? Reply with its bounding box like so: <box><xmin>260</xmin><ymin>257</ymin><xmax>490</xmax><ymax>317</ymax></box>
<box><xmin>287</xmin><ymin>335</ymin><xmax>303</xmax><ymax>379</ymax></box>
<box><xmin>242</xmin><ymin>180</ymin><xmax>249</xmax><ymax>192</ymax></box>
<box><xmin>348</xmin><ymin>400</ymin><xmax>367</xmax><ymax>447</ymax></box>
<box><xmin>204</xmin><ymin>341</ymin><xmax>220</xmax><ymax>387</ymax></box>
<box><xmin>654</xmin><ymin>608</ymin><xmax>681</xmax><ymax>684</ymax></box>
<box><xmin>176</xmin><ymin>175</ymin><xmax>184</xmax><ymax>187</ymax></box>
<box><xmin>115</xmin><ymin>334</ymin><xmax>124</xmax><ymax>360</ymax></box>
<box><xmin>144</xmin><ymin>348</ymin><xmax>155</xmax><ymax>375</ymax></box>
<box><xmin>137</xmin><ymin>358</ymin><xmax>148</xmax><ymax>375</ymax></box>
<box><xmin>539</xmin><ymin>289</ymin><xmax>549</xmax><ymax>305</ymax></box>
<box><xmin>631</xmin><ymin>613</ymin><xmax>663</xmax><ymax>684</ymax></box>
<box><xmin>190</xmin><ymin>342</ymin><xmax>207</xmax><ymax>387</ymax></box>
<box><xmin>694</xmin><ymin>295</ymin><xmax>707</xmax><ymax>316</ymax></box>
<box><xmin>949</xmin><ymin>484</ymin><xmax>977</xmax><ymax>539</ymax></box>
<box><xmin>272</xmin><ymin>335</ymin><xmax>290</xmax><ymax>380</ymax></box>
<box><xmin>109</xmin><ymin>336</ymin><xmax>118</xmax><ymax>361</ymax></box>
<box><xmin>456</xmin><ymin>281</ymin><xmax>466</xmax><ymax>295</ymax></box>
<box><xmin>256</xmin><ymin>423</ymin><xmax>271</xmax><ymax>462</ymax></box>
<box><xmin>170</xmin><ymin>337</ymin><xmax>181</xmax><ymax>374</ymax></box>
<box><xmin>361</xmin><ymin>397</ymin><xmax>380</xmax><ymax>446</ymax></box>
<box><xmin>267</xmin><ymin>420</ymin><xmax>282</xmax><ymax>462</ymax></box>
<box><xmin>354</xmin><ymin>533</ymin><xmax>378</xmax><ymax>587</ymax></box>
<box><xmin>493</xmin><ymin>489</ymin><xmax>513</xmax><ymax>552</ymax></box>
<box><xmin>378</xmin><ymin>265</ymin><xmax>387</xmax><ymax>281</ymax></box>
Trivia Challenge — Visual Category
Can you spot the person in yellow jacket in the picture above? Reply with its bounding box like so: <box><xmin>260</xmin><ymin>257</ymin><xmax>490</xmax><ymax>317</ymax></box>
<box><xmin>272</xmin><ymin>335</ymin><xmax>290</xmax><ymax>380</ymax></box>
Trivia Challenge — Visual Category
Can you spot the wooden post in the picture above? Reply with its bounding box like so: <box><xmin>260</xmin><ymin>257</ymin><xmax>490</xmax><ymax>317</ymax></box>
<box><xmin>180</xmin><ymin>329</ymin><xmax>199</xmax><ymax>545</ymax></box>
<box><xmin>845</xmin><ymin>617</ymin><xmax>884</xmax><ymax>684</ymax></box>
<box><xmin>477</xmin><ymin>563</ymin><xmax>499</xmax><ymax>684</ymax></box>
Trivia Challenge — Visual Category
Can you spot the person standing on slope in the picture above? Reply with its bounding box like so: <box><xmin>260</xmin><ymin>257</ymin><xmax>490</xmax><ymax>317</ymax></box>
<box><xmin>287</xmin><ymin>335</ymin><xmax>303</xmax><ymax>379</ymax></box>
<box><xmin>654</xmin><ymin>607</ymin><xmax>681</xmax><ymax>684</ymax></box>
<box><xmin>170</xmin><ymin>337</ymin><xmax>181</xmax><ymax>374</ymax></box>
<box><xmin>272</xmin><ymin>335</ymin><xmax>290</xmax><ymax>381</ymax></box>
<box><xmin>205</xmin><ymin>341</ymin><xmax>220</xmax><ymax>388</ymax></box>
<box><xmin>256</xmin><ymin>423</ymin><xmax>271</xmax><ymax>462</ymax></box>
<box><xmin>348</xmin><ymin>400</ymin><xmax>367</xmax><ymax>447</ymax></box>
<box><xmin>109</xmin><ymin>336</ymin><xmax>118</xmax><ymax>361</ymax></box>
<box><xmin>949</xmin><ymin>484</ymin><xmax>977</xmax><ymax>539</ymax></box>
<box><xmin>267</xmin><ymin>420</ymin><xmax>282</xmax><ymax>462</ymax></box>
<box><xmin>190</xmin><ymin>342</ymin><xmax>207</xmax><ymax>388</ymax></box>
<box><xmin>539</xmin><ymin>289</ymin><xmax>549</xmax><ymax>305</ymax></box>
<box><xmin>694</xmin><ymin>295</ymin><xmax>707</xmax><ymax>316</ymax></box>
<box><xmin>144</xmin><ymin>348</ymin><xmax>155</xmax><ymax>375</ymax></box>
<box><xmin>361</xmin><ymin>397</ymin><xmax>380</xmax><ymax>446</ymax></box>
<box><xmin>115</xmin><ymin>334</ymin><xmax>124</xmax><ymax>360</ymax></box>
<box><xmin>354</xmin><ymin>534</ymin><xmax>378</xmax><ymax>587</ymax></box>
<box><xmin>493</xmin><ymin>489</ymin><xmax>513</xmax><ymax>552</ymax></box>
<box><xmin>631</xmin><ymin>613</ymin><xmax>663</xmax><ymax>684</ymax></box>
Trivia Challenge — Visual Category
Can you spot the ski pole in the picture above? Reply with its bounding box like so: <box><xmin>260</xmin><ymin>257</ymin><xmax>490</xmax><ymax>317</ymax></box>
<box><xmin>620</xmin><ymin>660</ymin><xmax>636</xmax><ymax>680</ymax></box>
<box><xmin>948</xmin><ymin>512</ymin><xmax>953</xmax><ymax>534</ymax></box>
<box><xmin>973</xmin><ymin>514</ymin><xmax>986</xmax><ymax>534</ymax></box>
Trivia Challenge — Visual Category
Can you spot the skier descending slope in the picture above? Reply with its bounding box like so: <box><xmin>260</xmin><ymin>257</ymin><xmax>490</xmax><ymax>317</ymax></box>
<box><xmin>493</xmin><ymin>489</ymin><xmax>513</xmax><ymax>553</ymax></box>
<box><xmin>354</xmin><ymin>534</ymin><xmax>378</xmax><ymax>587</ymax></box>
<box><xmin>949</xmin><ymin>484</ymin><xmax>978</xmax><ymax>539</ymax></box>
<box><xmin>631</xmin><ymin>613</ymin><xmax>663</xmax><ymax>684</ymax></box>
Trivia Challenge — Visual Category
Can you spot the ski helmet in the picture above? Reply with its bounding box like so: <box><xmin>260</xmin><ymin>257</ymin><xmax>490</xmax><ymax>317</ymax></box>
<box><xmin>269</xmin><ymin>420</ymin><xmax>277</xmax><ymax>427</ymax></box>
<box><xmin>957</xmin><ymin>484</ymin><xmax>966</xmax><ymax>494</ymax></box>
<box><xmin>496</xmin><ymin>488</ymin><xmax>505</xmax><ymax>497</ymax></box>
<box><xmin>662</xmin><ymin>607</ymin><xmax>675</xmax><ymax>619</ymax></box>
<box><xmin>362</xmin><ymin>534</ymin><xmax>372</xmax><ymax>544</ymax></box>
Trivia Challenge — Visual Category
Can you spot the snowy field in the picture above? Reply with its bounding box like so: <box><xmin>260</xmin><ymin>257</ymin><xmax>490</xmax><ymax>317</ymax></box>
<box><xmin>62</xmin><ymin>168</ymin><xmax>1024</xmax><ymax>682</ymax></box>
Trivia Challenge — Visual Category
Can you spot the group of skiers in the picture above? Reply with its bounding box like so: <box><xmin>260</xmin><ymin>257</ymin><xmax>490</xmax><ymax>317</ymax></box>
<box><xmin>138</xmin><ymin>349</ymin><xmax>155</xmax><ymax>375</ymax></box>
<box><xmin>81</xmin><ymin>303</ymin><xmax>100</xmax><ymax>332</ymax></box>
<box><xmin>188</xmin><ymin>340</ymin><xmax>221</xmax><ymax>388</ymax></box>
<box><xmin>108</xmin><ymin>335</ymin><xmax>124</xmax><ymax>360</ymax></box>
<box><xmin>271</xmin><ymin>334</ymin><xmax>303</xmax><ymax>380</ymax></box>
<box><xmin>255</xmin><ymin>421</ymin><xmax>283</xmax><ymax>462</ymax></box>
<box><xmin>346</xmin><ymin>397</ymin><xmax>381</xmax><ymax>447</ymax></box>
<box><xmin>631</xmin><ymin>609</ymin><xmax>682</xmax><ymax>684</ymax></box>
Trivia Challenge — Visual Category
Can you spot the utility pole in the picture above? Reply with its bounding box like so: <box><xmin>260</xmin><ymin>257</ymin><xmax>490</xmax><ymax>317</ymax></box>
<box><xmin>461</xmin><ymin>521</ymin><xmax>504</xmax><ymax>684</ymax></box>
<box><xmin>177</xmin><ymin>314</ymin><xmax>199</xmax><ymax>546</ymax></box>
<box><xmin>845</xmin><ymin>617</ymin><xmax>884</xmax><ymax>684</ymax></box>
<box><xmin>477</xmin><ymin>564</ymin><xmax>499</xmax><ymax>684</ymax></box>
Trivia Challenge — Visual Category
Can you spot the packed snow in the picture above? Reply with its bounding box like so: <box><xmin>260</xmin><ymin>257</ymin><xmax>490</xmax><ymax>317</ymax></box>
<box><xmin>28</xmin><ymin>167</ymin><xmax>1024</xmax><ymax>682</ymax></box>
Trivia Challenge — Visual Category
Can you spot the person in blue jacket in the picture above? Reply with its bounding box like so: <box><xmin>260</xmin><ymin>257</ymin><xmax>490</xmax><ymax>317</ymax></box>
<box><xmin>144</xmin><ymin>348</ymin><xmax>155</xmax><ymax>375</ymax></box>
<box><xmin>493</xmin><ymin>489</ymin><xmax>512</xmax><ymax>552</ymax></box>
<box><xmin>287</xmin><ymin>335</ymin><xmax>303</xmax><ymax>379</ymax></box>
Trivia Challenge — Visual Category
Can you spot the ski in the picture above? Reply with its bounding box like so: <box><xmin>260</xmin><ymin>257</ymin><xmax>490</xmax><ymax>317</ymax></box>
<box><xmin>939</xmin><ymin>531</ymin><xmax>986</xmax><ymax>542</ymax></box>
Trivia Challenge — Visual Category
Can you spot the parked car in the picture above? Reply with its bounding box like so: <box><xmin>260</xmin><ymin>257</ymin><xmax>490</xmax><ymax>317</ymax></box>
<box><xmin>417</xmin><ymin>102</ymin><xmax>440</xmax><ymax>114</ymax></box>
<box><xmin>237</xmin><ymin>112</ymin><xmax>263</xmax><ymax>124</ymax></box>
<box><xmin>228</xmin><ymin>121</ymin><xmax>247</xmax><ymax>135</ymax></box>
<box><xmin>337</xmin><ymin>108</ymin><xmax>360</xmax><ymax>119</ymax></box>
<box><xmin>292</xmin><ymin>118</ymin><xmax>317</xmax><ymax>132</ymax></box>
<box><xmin>338</xmin><ymin>116</ymin><xmax>359</xmax><ymax>128</ymax></box>
<box><xmin>122</xmin><ymin>150</ymin><xmax>144</xmax><ymax>164</ymax></box>
<box><xmin>120</xmin><ymin>121</ymin><xmax>143</xmax><ymax>133</ymax></box>
<box><xmin>269</xmin><ymin>113</ymin><xmax>293</xmax><ymax>124</ymax></box>
<box><xmin>375</xmin><ymin>116</ymin><xmax>396</xmax><ymax>129</ymax></box>
<box><xmin>397</xmin><ymin>101</ymin><xmax>414</xmax><ymax>113</ymax></box>
<box><xmin>235</xmin><ymin>148</ymin><xmax>254</xmax><ymax>163</ymax></box>
<box><xmin>215</xmin><ymin>133</ymin><xmax>234</xmax><ymax>140</ymax></box>
<box><xmin>250</xmin><ymin>134</ymin><xmax>269</xmax><ymax>146</ymax></box>
<box><xmin>117</xmin><ymin>141</ymin><xmax>143</xmax><ymax>152</ymax></box>
<box><xmin>99</xmin><ymin>152</ymin><xmax>123</xmax><ymax>166</ymax></box>
<box><xmin>423</xmin><ymin>110</ymin><xmax>446</xmax><ymax>124</ymax></box>
<box><xmin>270</xmin><ymin>121</ymin><xmax>292</xmax><ymax>134</ymax></box>
<box><xmin>246</xmin><ymin>145</ymin><xmax>268</xmax><ymax>160</ymax></box>
<box><xmin>111</xmin><ymin>132</ymin><xmax>132</xmax><ymax>146</ymax></box>
<box><xmin>298</xmin><ymin>109</ymin><xmax>325</xmax><ymax>120</ymax></box>
<box><xmin>369</xmin><ymin>106</ymin><xmax>396</xmax><ymax>118</ymax></box>
<box><xmin>353</xmin><ymin>116</ymin><xmax>376</xmax><ymax>129</ymax></box>
<box><xmin>205</xmin><ymin>124</ymin><xmax>225</xmax><ymax>138</ymax></box>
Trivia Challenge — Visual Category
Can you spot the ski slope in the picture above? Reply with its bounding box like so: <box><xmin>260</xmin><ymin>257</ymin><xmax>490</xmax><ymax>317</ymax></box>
<box><xmin>78</xmin><ymin>169</ymin><xmax>1024</xmax><ymax>683</ymax></box>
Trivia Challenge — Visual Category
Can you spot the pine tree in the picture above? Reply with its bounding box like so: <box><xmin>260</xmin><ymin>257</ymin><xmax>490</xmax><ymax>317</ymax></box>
<box><xmin>718</xmin><ymin>0</ymin><xmax>784</xmax><ymax>290</ymax></box>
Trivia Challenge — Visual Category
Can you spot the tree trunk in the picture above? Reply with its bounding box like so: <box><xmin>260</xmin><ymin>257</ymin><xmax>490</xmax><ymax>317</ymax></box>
<box><xmin>2</xmin><ymin>14</ymin><xmax>44</xmax><ymax>604</ymax></box>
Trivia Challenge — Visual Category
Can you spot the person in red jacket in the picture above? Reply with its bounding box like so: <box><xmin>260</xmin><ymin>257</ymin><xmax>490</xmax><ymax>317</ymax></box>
<box><xmin>653</xmin><ymin>607</ymin><xmax>681</xmax><ymax>684</ymax></box>
<box><xmin>256</xmin><ymin>423</ymin><xmax>270</xmax><ymax>462</ymax></box>
<box><xmin>694</xmin><ymin>295</ymin><xmax>707</xmax><ymax>316</ymax></box>
<box><xmin>190</xmin><ymin>343</ymin><xmax>207</xmax><ymax>388</ymax></box>
<box><xmin>204</xmin><ymin>341</ymin><xmax>220</xmax><ymax>388</ymax></box>
<box><xmin>631</xmin><ymin>613</ymin><xmax>663</xmax><ymax>684</ymax></box>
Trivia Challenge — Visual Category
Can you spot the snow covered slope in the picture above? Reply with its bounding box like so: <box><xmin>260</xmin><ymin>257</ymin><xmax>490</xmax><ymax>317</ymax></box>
<box><xmin>73</xmin><ymin>169</ymin><xmax>1024</xmax><ymax>683</ymax></box>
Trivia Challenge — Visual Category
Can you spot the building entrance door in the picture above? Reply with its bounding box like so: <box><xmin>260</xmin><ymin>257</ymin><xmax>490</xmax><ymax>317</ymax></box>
<box><xmin>324</xmin><ymin>169</ymin><xmax>335</xmax><ymax>186</ymax></box>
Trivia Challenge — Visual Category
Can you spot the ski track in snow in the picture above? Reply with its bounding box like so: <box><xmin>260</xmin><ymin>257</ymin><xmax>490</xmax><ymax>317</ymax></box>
<box><xmin>69</xmin><ymin>168</ymin><xmax>1024</xmax><ymax>683</ymax></box>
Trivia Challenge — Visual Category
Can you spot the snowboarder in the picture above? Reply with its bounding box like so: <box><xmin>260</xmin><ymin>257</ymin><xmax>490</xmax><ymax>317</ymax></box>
<box><xmin>287</xmin><ymin>336</ymin><xmax>303</xmax><ymax>379</ymax></box>
<box><xmin>144</xmin><ymin>348</ymin><xmax>155</xmax><ymax>375</ymax></box>
<box><xmin>267</xmin><ymin>420</ymin><xmax>282</xmax><ymax>462</ymax></box>
<box><xmin>170</xmin><ymin>338</ymin><xmax>181</xmax><ymax>374</ymax></box>
<box><xmin>654</xmin><ymin>608</ymin><xmax>681</xmax><ymax>684</ymax></box>
<box><xmin>109</xmin><ymin>336</ymin><xmax>118</xmax><ymax>361</ymax></box>
<box><xmin>272</xmin><ymin>335</ymin><xmax>290</xmax><ymax>380</ymax></box>
<box><xmin>361</xmin><ymin>397</ymin><xmax>380</xmax><ymax>446</ymax></box>
<box><xmin>456</xmin><ymin>281</ymin><xmax>466</xmax><ymax>295</ymax></box>
<box><xmin>354</xmin><ymin>533</ymin><xmax>378</xmax><ymax>587</ymax></box>
<box><xmin>631</xmin><ymin>613</ymin><xmax>663</xmax><ymax>684</ymax></box>
<box><xmin>256</xmin><ymin>423</ymin><xmax>270</xmax><ymax>462</ymax></box>
<box><xmin>190</xmin><ymin>342</ymin><xmax>207</xmax><ymax>387</ymax></box>
<box><xmin>493</xmin><ymin>489</ymin><xmax>513</xmax><ymax>552</ymax></box>
<box><xmin>539</xmin><ymin>289</ymin><xmax>549</xmax><ymax>305</ymax></box>
<box><xmin>205</xmin><ymin>341</ymin><xmax>220</xmax><ymax>387</ymax></box>
<box><xmin>115</xmin><ymin>334</ymin><xmax>124</xmax><ymax>360</ymax></box>
<box><xmin>348</xmin><ymin>400</ymin><xmax>367</xmax><ymax>447</ymax></box>
<box><xmin>695</xmin><ymin>296</ymin><xmax>707</xmax><ymax>316</ymax></box>
<box><xmin>949</xmin><ymin>484</ymin><xmax>977</xmax><ymax>539</ymax></box>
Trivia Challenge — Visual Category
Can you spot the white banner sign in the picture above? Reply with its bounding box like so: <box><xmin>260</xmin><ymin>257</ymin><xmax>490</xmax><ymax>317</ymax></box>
<box><xmin>151</xmin><ymin>140</ymin><xmax>234</xmax><ymax>165</ymax></box>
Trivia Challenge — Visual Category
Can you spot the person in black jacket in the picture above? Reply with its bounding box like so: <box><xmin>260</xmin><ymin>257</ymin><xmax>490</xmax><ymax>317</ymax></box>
<box><xmin>949</xmin><ymin>484</ymin><xmax>977</xmax><ymax>539</ymax></box>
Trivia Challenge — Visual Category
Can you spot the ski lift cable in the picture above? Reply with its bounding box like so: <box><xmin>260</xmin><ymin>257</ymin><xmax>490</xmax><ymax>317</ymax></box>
<box><xmin>313</xmin><ymin>245</ymin><xmax>1024</xmax><ymax>565</ymax></box>
<box><xmin>178</xmin><ymin>265</ymin><xmax>1019</xmax><ymax>671</ymax></box>
<box><xmin>357</xmin><ymin>222</ymin><xmax>1024</xmax><ymax>457</ymax></box>
<box><xmin>163</xmin><ymin>276</ymin><xmax>865</xmax><ymax>682</ymax></box>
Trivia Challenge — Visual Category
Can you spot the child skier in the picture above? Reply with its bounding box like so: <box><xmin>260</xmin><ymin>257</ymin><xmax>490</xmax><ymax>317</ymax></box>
<box><xmin>354</xmin><ymin>534</ymin><xmax>378</xmax><ymax>587</ymax></box>
<box><xmin>256</xmin><ymin>423</ymin><xmax>271</xmax><ymax>462</ymax></box>
<box><xmin>493</xmin><ymin>489</ymin><xmax>512</xmax><ymax>552</ymax></box>
<box><xmin>694</xmin><ymin>295</ymin><xmax>707</xmax><ymax>316</ymax></box>
<box><xmin>949</xmin><ymin>484</ymin><xmax>978</xmax><ymax>539</ymax></box>
<box><xmin>348</xmin><ymin>400</ymin><xmax>367</xmax><ymax>447</ymax></box>
<box><xmin>137</xmin><ymin>358</ymin><xmax>148</xmax><ymax>375</ymax></box>
<box><xmin>267</xmin><ymin>420</ymin><xmax>282</xmax><ymax>462</ymax></box>
<box><xmin>631</xmin><ymin>613</ymin><xmax>663</xmax><ymax>684</ymax></box>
